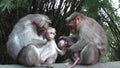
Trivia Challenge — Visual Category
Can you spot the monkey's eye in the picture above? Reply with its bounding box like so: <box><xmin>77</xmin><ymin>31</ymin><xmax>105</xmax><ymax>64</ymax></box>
<box><xmin>67</xmin><ymin>18</ymin><xmax>75</xmax><ymax>22</ymax></box>
<box><xmin>49</xmin><ymin>32</ymin><xmax>56</xmax><ymax>35</ymax></box>
<box><xmin>67</xmin><ymin>19</ymin><xmax>76</xmax><ymax>25</ymax></box>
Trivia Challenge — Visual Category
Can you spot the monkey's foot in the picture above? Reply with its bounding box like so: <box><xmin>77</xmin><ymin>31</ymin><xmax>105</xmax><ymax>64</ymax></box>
<box><xmin>64</xmin><ymin>62</ymin><xmax>71</xmax><ymax>65</ymax></box>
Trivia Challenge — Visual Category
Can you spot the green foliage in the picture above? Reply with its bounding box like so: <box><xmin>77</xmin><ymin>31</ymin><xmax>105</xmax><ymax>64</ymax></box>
<box><xmin>82</xmin><ymin>0</ymin><xmax>99</xmax><ymax>18</ymax></box>
<box><xmin>0</xmin><ymin>0</ymin><xmax>15</xmax><ymax>13</ymax></box>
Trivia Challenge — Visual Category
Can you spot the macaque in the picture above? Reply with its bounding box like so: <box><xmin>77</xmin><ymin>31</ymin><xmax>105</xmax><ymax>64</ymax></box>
<box><xmin>58</xmin><ymin>12</ymin><xmax>108</xmax><ymax>67</ymax></box>
<box><xmin>17</xmin><ymin>27</ymin><xmax>63</xmax><ymax>66</ymax></box>
<box><xmin>58</xmin><ymin>39</ymin><xmax>80</xmax><ymax>68</ymax></box>
<box><xmin>7</xmin><ymin>14</ymin><xmax>51</xmax><ymax>60</ymax></box>
<box><xmin>39</xmin><ymin>27</ymin><xmax>63</xmax><ymax>64</ymax></box>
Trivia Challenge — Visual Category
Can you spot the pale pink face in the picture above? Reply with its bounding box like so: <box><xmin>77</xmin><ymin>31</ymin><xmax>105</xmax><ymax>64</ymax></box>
<box><xmin>58</xmin><ymin>40</ymin><xmax>66</xmax><ymax>47</ymax></box>
<box><xmin>46</xmin><ymin>28</ymin><xmax>56</xmax><ymax>40</ymax></box>
<box><xmin>58</xmin><ymin>39</ymin><xmax>68</xmax><ymax>48</ymax></box>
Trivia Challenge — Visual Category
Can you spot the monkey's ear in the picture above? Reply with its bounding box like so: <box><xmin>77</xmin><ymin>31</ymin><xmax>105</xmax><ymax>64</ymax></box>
<box><xmin>75</xmin><ymin>16</ymin><xmax>81</xmax><ymax>23</ymax></box>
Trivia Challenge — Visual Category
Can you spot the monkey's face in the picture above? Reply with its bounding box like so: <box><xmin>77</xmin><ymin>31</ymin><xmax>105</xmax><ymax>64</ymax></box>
<box><xmin>37</xmin><ymin>27</ymin><xmax>47</xmax><ymax>35</ymax></box>
<box><xmin>37</xmin><ymin>23</ymin><xmax>49</xmax><ymax>35</ymax></box>
<box><xmin>46</xmin><ymin>30</ymin><xmax>56</xmax><ymax>40</ymax></box>
<box><xmin>66</xmin><ymin>19</ymin><xmax>77</xmax><ymax>34</ymax></box>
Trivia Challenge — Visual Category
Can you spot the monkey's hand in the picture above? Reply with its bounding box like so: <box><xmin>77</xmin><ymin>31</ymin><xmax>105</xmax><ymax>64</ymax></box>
<box><xmin>40</xmin><ymin>59</ymin><xmax>45</xmax><ymax>64</ymax></box>
<box><xmin>31</xmin><ymin>39</ymin><xmax>47</xmax><ymax>47</ymax></box>
<box><xmin>59</xmin><ymin>50</ymin><xmax>65</xmax><ymax>56</ymax></box>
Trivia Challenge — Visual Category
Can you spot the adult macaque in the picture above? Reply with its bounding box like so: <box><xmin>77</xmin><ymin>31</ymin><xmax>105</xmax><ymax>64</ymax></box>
<box><xmin>17</xmin><ymin>27</ymin><xmax>63</xmax><ymax>66</ymax></box>
<box><xmin>7</xmin><ymin>14</ymin><xmax>51</xmax><ymax>60</ymax></box>
<box><xmin>58</xmin><ymin>12</ymin><xmax>108</xmax><ymax>66</ymax></box>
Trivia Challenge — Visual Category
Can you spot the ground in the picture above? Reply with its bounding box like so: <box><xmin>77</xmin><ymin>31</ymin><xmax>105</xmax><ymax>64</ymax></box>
<box><xmin>0</xmin><ymin>61</ymin><xmax>120</xmax><ymax>68</ymax></box>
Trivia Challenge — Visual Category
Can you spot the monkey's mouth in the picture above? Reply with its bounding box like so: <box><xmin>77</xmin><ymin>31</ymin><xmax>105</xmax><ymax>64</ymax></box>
<box><xmin>37</xmin><ymin>28</ymin><xmax>46</xmax><ymax>35</ymax></box>
<box><xmin>69</xmin><ymin>26</ymin><xmax>76</xmax><ymax>33</ymax></box>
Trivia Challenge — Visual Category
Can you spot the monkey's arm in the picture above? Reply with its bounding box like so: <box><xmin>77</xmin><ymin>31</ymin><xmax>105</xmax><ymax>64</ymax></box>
<box><xmin>30</xmin><ymin>39</ymin><xmax>47</xmax><ymax>47</ymax></box>
<box><xmin>68</xmin><ymin>39</ymin><xmax>88</xmax><ymax>52</ymax></box>
<box><xmin>51</xmin><ymin>40</ymin><xmax>64</xmax><ymax>55</ymax></box>
<box><xmin>55</xmin><ymin>46</ymin><xmax>65</xmax><ymax>55</ymax></box>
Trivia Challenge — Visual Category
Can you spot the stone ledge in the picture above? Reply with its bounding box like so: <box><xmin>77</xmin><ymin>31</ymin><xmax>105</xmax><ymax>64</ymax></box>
<box><xmin>0</xmin><ymin>61</ymin><xmax>120</xmax><ymax>68</ymax></box>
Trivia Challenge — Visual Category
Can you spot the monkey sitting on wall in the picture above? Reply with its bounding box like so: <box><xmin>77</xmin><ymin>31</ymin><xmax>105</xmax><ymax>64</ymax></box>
<box><xmin>58</xmin><ymin>38</ymin><xmax>80</xmax><ymax>68</ymax></box>
<box><xmin>17</xmin><ymin>27</ymin><xmax>63</xmax><ymax>67</ymax></box>
<box><xmin>58</xmin><ymin>12</ymin><xmax>108</xmax><ymax>68</ymax></box>
<box><xmin>7</xmin><ymin>14</ymin><xmax>51</xmax><ymax>61</ymax></box>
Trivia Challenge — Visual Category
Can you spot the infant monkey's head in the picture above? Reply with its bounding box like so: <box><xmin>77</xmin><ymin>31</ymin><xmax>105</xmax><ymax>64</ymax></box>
<box><xmin>46</xmin><ymin>27</ymin><xmax>56</xmax><ymax>41</ymax></box>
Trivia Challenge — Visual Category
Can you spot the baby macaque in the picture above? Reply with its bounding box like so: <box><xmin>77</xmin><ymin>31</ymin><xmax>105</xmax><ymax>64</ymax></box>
<box><xmin>58</xmin><ymin>39</ymin><xmax>80</xmax><ymax>68</ymax></box>
<box><xmin>17</xmin><ymin>27</ymin><xmax>63</xmax><ymax>67</ymax></box>
<box><xmin>39</xmin><ymin>27</ymin><xmax>64</xmax><ymax>64</ymax></box>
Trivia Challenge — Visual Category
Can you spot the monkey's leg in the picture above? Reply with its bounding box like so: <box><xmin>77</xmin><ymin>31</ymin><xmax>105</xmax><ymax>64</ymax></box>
<box><xmin>17</xmin><ymin>44</ymin><xmax>41</xmax><ymax>67</ymax></box>
<box><xmin>68</xmin><ymin>57</ymin><xmax>80</xmax><ymax>68</ymax></box>
<box><xmin>27</xmin><ymin>45</ymin><xmax>41</xmax><ymax>66</ymax></box>
<box><xmin>80</xmin><ymin>44</ymin><xmax>99</xmax><ymax>65</ymax></box>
